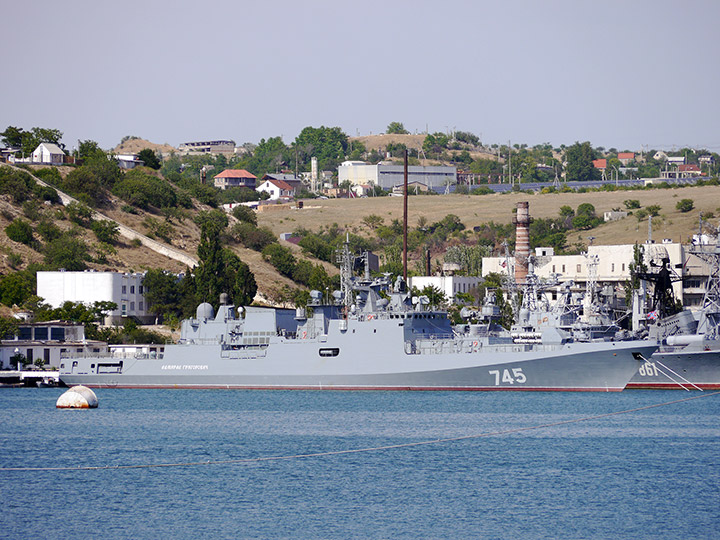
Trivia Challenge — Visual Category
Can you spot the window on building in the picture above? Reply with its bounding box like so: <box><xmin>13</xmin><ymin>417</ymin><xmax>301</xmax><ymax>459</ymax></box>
<box><xmin>139</xmin><ymin>285</ymin><xmax>144</xmax><ymax>294</ymax></box>
<box><xmin>26</xmin><ymin>349</ymin><xmax>33</xmax><ymax>363</ymax></box>
<box><xmin>130</xmin><ymin>302</ymin><xmax>135</xmax><ymax>312</ymax></box>
<box><xmin>122</xmin><ymin>304</ymin><xmax>127</xmax><ymax>316</ymax></box>
<box><xmin>552</xmin><ymin>265</ymin><xmax>556</xmax><ymax>273</ymax></box>
<box><xmin>576</xmin><ymin>264</ymin><xmax>581</xmax><ymax>272</ymax></box>
<box><xmin>122</xmin><ymin>285</ymin><xmax>127</xmax><ymax>294</ymax></box>
<box><xmin>611</xmin><ymin>263</ymin><xmax>615</xmax><ymax>272</ymax></box>
<box><xmin>562</xmin><ymin>265</ymin><xmax>566</xmax><ymax>273</ymax></box>
<box><xmin>34</xmin><ymin>327</ymin><xmax>48</xmax><ymax>340</ymax></box>
<box><xmin>622</xmin><ymin>263</ymin><xmax>625</xmax><ymax>272</ymax></box>
<box><xmin>139</xmin><ymin>301</ymin><xmax>144</xmax><ymax>311</ymax></box>
<box><xmin>51</xmin><ymin>328</ymin><xmax>65</xmax><ymax>341</ymax></box>
<box><xmin>130</xmin><ymin>286</ymin><xmax>135</xmax><ymax>294</ymax></box>
<box><xmin>43</xmin><ymin>349</ymin><xmax>50</xmax><ymax>363</ymax></box>
<box><xmin>18</xmin><ymin>327</ymin><xmax>31</xmax><ymax>340</ymax></box>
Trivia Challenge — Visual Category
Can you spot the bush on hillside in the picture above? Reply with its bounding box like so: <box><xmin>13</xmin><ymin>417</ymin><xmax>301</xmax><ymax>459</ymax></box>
<box><xmin>112</xmin><ymin>169</ymin><xmax>177</xmax><ymax>210</ymax></box>
<box><xmin>5</xmin><ymin>219</ymin><xmax>34</xmax><ymax>245</ymax></box>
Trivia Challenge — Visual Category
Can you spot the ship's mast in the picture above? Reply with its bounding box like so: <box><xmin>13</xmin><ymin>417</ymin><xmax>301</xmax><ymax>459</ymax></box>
<box><xmin>337</xmin><ymin>234</ymin><xmax>354</xmax><ymax>312</ymax></box>
<box><xmin>403</xmin><ymin>149</ymin><xmax>408</xmax><ymax>281</ymax></box>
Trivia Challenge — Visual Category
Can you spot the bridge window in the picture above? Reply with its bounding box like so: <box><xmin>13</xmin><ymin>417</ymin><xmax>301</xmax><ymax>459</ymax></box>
<box><xmin>319</xmin><ymin>348</ymin><xmax>340</xmax><ymax>357</ymax></box>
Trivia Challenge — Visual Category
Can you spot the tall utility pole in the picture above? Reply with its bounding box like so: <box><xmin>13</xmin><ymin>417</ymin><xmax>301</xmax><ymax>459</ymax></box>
<box><xmin>403</xmin><ymin>150</ymin><xmax>408</xmax><ymax>281</ymax></box>
<box><xmin>508</xmin><ymin>140</ymin><xmax>512</xmax><ymax>185</ymax></box>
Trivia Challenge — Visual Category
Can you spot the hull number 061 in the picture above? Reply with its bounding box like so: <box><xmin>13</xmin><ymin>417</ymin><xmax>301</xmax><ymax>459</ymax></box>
<box><xmin>489</xmin><ymin>368</ymin><xmax>527</xmax><ymax>385</ymax></box>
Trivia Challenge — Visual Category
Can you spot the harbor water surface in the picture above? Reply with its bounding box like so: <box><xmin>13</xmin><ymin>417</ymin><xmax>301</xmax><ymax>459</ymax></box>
<box><xmin>1</xmin><ymin>388</ymin><xmax>719</xmax><ymax>539</ymax></box>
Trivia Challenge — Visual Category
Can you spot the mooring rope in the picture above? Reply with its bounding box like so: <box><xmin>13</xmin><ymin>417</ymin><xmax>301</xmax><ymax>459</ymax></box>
<box><xmin>2</xmin><ymin>391</ymin><xmax>719</xmax><ymax>473</ymax></box>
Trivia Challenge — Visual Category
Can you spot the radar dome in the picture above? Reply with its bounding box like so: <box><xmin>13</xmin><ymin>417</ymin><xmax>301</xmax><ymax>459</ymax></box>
<box><xmin>196</xmin><ymin>302</ymin><xmax>215</xmax><ymax>320</ymax></box>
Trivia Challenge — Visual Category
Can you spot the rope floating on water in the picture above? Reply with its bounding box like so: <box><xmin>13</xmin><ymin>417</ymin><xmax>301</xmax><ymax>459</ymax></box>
<box><xmin>3</xmin><ymin>391</ymin><xmax>719</xmax><ymax>472</ymax></box>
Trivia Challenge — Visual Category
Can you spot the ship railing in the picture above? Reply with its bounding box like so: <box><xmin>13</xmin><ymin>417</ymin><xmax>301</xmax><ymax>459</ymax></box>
<box><xmin>407</xmin><ymin>339</ymin><xmax>561</xmax><ymax>355</ymax></box>
<box><xmin>59</xmin><ymin>350</ymin><xmax>164</xmax><ymax>360</ymax></box>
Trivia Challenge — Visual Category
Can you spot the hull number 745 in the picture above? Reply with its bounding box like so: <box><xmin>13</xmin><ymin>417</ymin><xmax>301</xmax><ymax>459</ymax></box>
<box><xmin>489</xmin><ymin>368</ymin><xmax>527</xmax><ymax>385</ymax></box>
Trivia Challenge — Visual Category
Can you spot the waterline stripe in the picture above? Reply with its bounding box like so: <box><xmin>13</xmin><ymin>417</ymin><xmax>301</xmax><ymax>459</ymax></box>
<box><xmin>3</xmin><ymin>391</ymin><xmax>719</xmax><ymax>472</ymax></box>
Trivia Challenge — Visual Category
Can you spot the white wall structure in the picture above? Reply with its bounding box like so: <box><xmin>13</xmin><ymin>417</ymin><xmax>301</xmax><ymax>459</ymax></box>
<box><xmin>409</xmin><ymin>276</ymin><xmax>482</xmax><ymax>304</ymax></box>
<box><xmin>0</xmin><ymin>322</ymin><xmax>107</xmax><ymax>370</ymax></box>
<box><xmin>37</xmin><ymin>271</ymin><xmax>153</xmax><ymax>323</ymax></box>
<box><xmin>32</xmin><ymin>143</ymin><xmax>64</xmax><ymax>164</ymax></box>
<box><xmin>338</xmin><ymin>161</ymin><xmax>457</xmax><ymax>190</ymax></box>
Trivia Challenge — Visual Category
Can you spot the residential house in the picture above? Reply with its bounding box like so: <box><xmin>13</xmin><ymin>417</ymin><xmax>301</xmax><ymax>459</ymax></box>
<box><xmin>256</xmin><ymin>178</ymin><xmax>297</xmax><ymax>200</ymax></box>
<box><xmin>214</xmin><ymin>169</ymin><xmax>257</xmax><ymax>190</ymax></box>
<box><xmin>617</xmin><ymin>152</ymin><xmax>634</xmax><ymax>166</ymax></box>
<box><xmin>32</xmin><ymin>143</ymin><xmax>65</xmax><ymax>165</ymax></box>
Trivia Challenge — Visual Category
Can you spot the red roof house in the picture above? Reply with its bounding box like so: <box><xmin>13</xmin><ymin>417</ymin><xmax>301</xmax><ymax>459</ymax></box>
<box><xmin>213</xmin><ymin>169</ymin><xmax>257</xmax><ymax>190</ymax></box>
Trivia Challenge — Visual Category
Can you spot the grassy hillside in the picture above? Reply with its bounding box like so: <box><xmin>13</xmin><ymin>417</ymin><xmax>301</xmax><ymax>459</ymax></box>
<box><xmin>258</xmin><ymin>185</ymin><xmax>720</xmax><ymax>250</ymax></box>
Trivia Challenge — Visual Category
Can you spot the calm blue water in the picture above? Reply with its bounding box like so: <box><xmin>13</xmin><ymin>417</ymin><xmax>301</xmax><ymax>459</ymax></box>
<box><xmin>1</xmin><ymin>388</ymin><xmax>719</xmax><ymax>539</ymax></box>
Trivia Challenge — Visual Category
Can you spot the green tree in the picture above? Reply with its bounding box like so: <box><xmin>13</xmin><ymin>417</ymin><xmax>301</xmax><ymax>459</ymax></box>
<box><xmin>293</xmin><ymin>126</ymin><xmax>349</xmax><ymax>171</ymax></box>
<box><xmin>1</xmin><ymin>126</ymin><xmax>24</xmax><ymax>147</ymax></box>
<box><xmin>137</xmin><ymin>148</ymin><xmax>161</xmax><ymax>169</ymax></box>
<box><xmin>142</xmin><ymin>269</ymin><xmax>182</xmax><ymax>321</ymax></box>
<box><xmin>77</xmin><ymin>140</ymin><xmax>104</xmax><ymax>160</ymax></box>
<box><xmin>0</xmin><ymin>270</ymin><xmax>36</xmax><ymax>306</ymax></box>
<box><xmin>194</xmin><ymin>215</ymin><xmax>227</xmax><ymax>304</ymax></box>
<box><xmin>565</xmin><ymin>141</ymin><xmax>600</xmax><ymax>182</ymax></box>
<box><xmin>44</xmin><ymin>236</ymin><xmax>90</xmax><ymax>270</ymax></box>
<box><xmin>223</xmin><ymin>250</ymin><xmax>257</xmax><ymax>306</ymax></box>
<box><xmin>417</xmin><ymin>285</ymin><xmax>447</xmax><ymax>308</ymax></box>
<box><xmin>386</xmin><ymin>122</ymin><xmax>409</xmax><ymax>134</ymax></box>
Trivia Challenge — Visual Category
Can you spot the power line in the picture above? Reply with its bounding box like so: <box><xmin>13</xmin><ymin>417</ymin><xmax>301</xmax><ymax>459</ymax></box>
<box><xmin>1</xmin><ymin>391</ymin><xmax>718</xmax><ymax>473</ymax></box>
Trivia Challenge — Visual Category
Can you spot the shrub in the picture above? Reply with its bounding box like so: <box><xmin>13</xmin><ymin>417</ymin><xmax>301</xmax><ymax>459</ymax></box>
<box><xmin>65</xmin><ymin>201</ymin><xmax>94</xmax><ymax>226</ymax></box>
<box><xmin>231</xmin><ymin>222</ymin><xmax>276</xmax><ymax>251</ymax></box>
<box><xmin>676</xmin><ymin>199</ymin><xmax>694</xmax><ymax>212</ymax></box>
<box><xmin>623</xmin><ymin>199</ymin><xmax>641</xmax><ymax>209</ymax></box>
<box><xmin>262</xmin><ymin>243</ymin><xmax>296</xmax><ymax>277</ymax></box>
<box><xmin>36</xmin><ymin>219</ymin><xmax>62</xmax><ymax>242</ymax></box>
<box><xmin>112</xmin><ymin>169</ymin><xmax>177</xmax><ymax>210</ymax></box>
<box><xmin>5</xmin><ymin>219</ymin><xmax>34</xmax><ymax>245</ymax></box>
<box><xmin>91</xmin><ymin>219</ymin><xmax>120</xmax><ymax>244</ymax></box>
<box><xmin>232</xmin><ymin>205</ymin><xmax>258</xmax><ymax>226</ymax></box>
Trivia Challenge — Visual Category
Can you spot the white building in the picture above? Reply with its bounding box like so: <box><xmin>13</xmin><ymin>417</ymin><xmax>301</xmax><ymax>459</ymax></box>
<box><xmin>482</xmin><ymin>241</ymin><xmax>711</xmax><ymax>310</ymax></box>
<box><xmin>178</xmin><ymin>140</ymin><xmax>236</xmax><ymax>155</ymax></box>
<box><xmin>256</xmin><ymin>178</ymin><xmax>296</xmax><ymax>200</ymax></box>
<box><xmin>32</xmin><ymin>143</ymin><xmax>65</xmax><ymax>165</ymax></box>
<box><xmin>338</xmin><ymin>161</ymin><xmax>457</xmax><ymax>190</ymax></box>
<box><xmin>37</xmin><ymin>271</ymin><xmax>153</xmax><ymax>324</ymax></box>
<box><xmin>115</xmin><ymin>154</ymin><xmax>144</xmax><ymax>169</ymax></box>
<box><xmin>0</xmin><ymin>321</ymin><xmax>107</xmax><ymax>370</ymax></box>
<box><xmin>409</xmin><ymin>275</ymin><xmax>482</xmax><ymax>304</ymax></box>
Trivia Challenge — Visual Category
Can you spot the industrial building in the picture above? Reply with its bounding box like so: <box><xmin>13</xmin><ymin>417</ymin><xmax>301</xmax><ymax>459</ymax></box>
<box><xmin>178</xmin><ymin>140</ymin><xmax>236</xmax><ymax>155</ymax></box>
<box><xmin>338</xmin><ymin>161</ymin><xmax>457</xmax><ymax>191</ymax></box>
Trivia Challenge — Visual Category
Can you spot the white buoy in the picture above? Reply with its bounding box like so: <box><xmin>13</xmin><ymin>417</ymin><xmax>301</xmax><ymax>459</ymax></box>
<box><xmin>56</xmin><ymin>385</ymin><xmax>98</xmax><ymax>409</ymax></box>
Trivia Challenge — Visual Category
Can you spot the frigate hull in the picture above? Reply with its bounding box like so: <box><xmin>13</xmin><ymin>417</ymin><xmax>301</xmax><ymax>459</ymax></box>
<box><xmin>60</xmin><ymin>325</ymin><xmax>654</xmax><ymax>392</ymax></box>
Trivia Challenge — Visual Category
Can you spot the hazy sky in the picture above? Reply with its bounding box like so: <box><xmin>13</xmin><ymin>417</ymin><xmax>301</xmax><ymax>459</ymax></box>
<box><xmin>2</xmin><ymin>0</ymin><xmax>719</xmax><ymax>152</ymax></box>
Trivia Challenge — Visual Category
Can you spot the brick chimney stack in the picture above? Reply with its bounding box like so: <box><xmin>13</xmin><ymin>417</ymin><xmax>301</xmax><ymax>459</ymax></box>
<box><xmin>512</xmin><ymin>201</ymin><xmax>531</xmax><ymax>284</ymax></box>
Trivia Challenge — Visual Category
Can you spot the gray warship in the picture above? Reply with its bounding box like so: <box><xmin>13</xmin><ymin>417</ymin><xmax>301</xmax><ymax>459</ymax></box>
<box><xmin>626</xmin><ymin>238</ymin><xmax>720</xmax><ymax>390</ymax></box>
<box><xmin>59</xmin><ymin>244</ymin><xmax>655</xmax><ymax>391</ymax></box>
